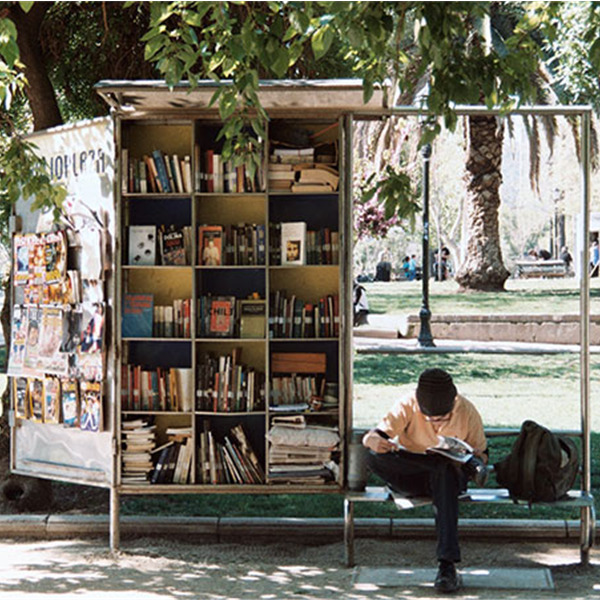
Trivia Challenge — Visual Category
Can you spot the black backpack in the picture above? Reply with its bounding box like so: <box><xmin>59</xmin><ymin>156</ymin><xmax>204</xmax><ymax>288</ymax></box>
<box><xmin>494</xmin><ymin>420</ymin><xmax>579</xmax><ymax>503</ymax></box>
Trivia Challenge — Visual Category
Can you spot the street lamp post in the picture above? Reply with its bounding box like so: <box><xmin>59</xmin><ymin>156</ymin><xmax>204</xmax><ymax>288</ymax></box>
<box><xmin>418</xmin><ymin>142</ymin><xmax>435</xmax><ymax>347</ymax></box>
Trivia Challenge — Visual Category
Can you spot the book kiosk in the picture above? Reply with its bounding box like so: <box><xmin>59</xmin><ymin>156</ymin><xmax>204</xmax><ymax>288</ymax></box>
<box><xmin>7</xmin><ymin>82</ymin><xmax>594</xmax><ymax>555</ymax></box>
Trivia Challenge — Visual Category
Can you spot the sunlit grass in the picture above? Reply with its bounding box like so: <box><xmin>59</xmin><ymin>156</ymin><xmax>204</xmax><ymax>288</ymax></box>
<box><xmin>363</xmin><ymin>277</ymin><xmax>600</xmax><ymax>316</ymax></box>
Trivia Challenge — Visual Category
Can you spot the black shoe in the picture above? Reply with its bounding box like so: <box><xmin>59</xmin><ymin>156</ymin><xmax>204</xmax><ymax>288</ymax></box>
<box><xmin>434</xmin><ymin>560</ymin><xmax>462</xmax><ymax>593</ymax></box>
<box><xmin>464</xmin><ymin>456</ymin><xmax>489</xmax><ymax>487</ymax></box>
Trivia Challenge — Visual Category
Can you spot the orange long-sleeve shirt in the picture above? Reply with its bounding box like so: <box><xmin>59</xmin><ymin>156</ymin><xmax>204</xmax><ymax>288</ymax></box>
<box><xmin>376</xmin><ymin>393</ymin><xmax>487</xmax><ymax>455</ymax></box>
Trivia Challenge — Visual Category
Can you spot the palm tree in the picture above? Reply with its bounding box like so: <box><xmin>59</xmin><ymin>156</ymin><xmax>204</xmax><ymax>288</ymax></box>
<box><xmin>454</xmin><ymin>114</ymin><xmax>509</xmax><ymax>291</ymax></box>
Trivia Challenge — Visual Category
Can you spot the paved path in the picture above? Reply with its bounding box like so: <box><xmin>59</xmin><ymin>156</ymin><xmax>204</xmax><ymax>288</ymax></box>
<box><xmin>0</xmin><ymin>536</ymin><xmax>597</xmax><ymax>599</ymax></box>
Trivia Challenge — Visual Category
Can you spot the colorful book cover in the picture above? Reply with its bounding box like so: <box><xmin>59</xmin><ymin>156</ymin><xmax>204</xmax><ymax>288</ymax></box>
<box><xmin>23</xmin><ymin>306</ymin><xmax>41</xmax><ymax>371</ymax></box>
<box><xmin>280</xmin><ymin>221</ymin><xmax>307</xmax><ymax>265</ymax></box>
<box><xmin>198</xmin><ymin>225</ymin><xmax>223</xmax><ymax>266</ymax></box>
<box><xmin>159</xmin><ymin>225</ymin><xmax>187</xmax><ymax>265</ymax></box>
<box><xmin>43</xmin><ymin>376</ymin><xmax>61</xmax><ymax>424</ymax></box>
<box><xmin>80</xmin><ymin>302</ymin><xmax>104</xmax><ymax>353</ymax></box>
<box><xmin>208</xmin><ymin>296</ymin><xmax>235</xmax><ymax>337</ymax></box>
<box><xmin>7</xmin><ymin>305</ymin><xmax>28</xmax><ymax>376</ymax></box>
<box><xmin>122</xmin><ymin>294</ymin><xmax>154</xmax><ymax>338</ymax></box>
<box><xmin>128</xmin><ymin>225</ymin><xmax>157</xmax><ymax>266</ymax></box>
<box><xmin>13</xmin><ymin>233</ymin><xmax>37</xmax><ymax>287</ymax></box>
<box><xmin>28</xmin><ymin>377</ymin><xmax>44</xmax><ymax>422</ymax></box>
<box><xmin>43</xmin><ymin>230</ymin><xmax>67</xmax><ymax>284</ymax></box>
<box><xmin>61</xmin><ymin>378</ymin><xmax>79</xmax><ymax>427</ymax></box>
<box><xmin>13</xmin><ymin>377</ymin><xmax>28</xmax><ymax>419</ymax></box>
<box><xmin>80</xmin><ymin>380</ymin><xmax>102</xmax><ymax>432</ymax></box>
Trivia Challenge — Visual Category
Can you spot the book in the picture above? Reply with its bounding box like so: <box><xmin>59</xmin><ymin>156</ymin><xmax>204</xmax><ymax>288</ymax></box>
<box><xmin>13</xmin><ymin>377</ymin><xmax>28</xmax><ymax>419</ymax></box>
<box><xmin>152</xmin><ymin>149</ymin><xmax>172</xmax><ymax>193</ymax></box>
<box><xmin>43</xmin><ymin>230</ymin><xmax>67</xmax><ymax>284</ymax></box>
<box><xmin>294</xmin><ymin>164</ymin><xmax>339</xmax><ymax>189</ymax></box>
<box><xmin>13</xmin><ymin>234</ymin><xmax>37</xmax><ymax>286</ymax></box>
<box><xmin>80</xmin><ymin>380</ymin><xmax>102</xmax><ymax>432</ymax></box>
<box><xmin>128</xmin><ymin>225</ymin><xmax>156</xmax><ymax>266</ymax></box>
<box><xmin>61</xmin><ymin>378</ymin><xmax>79</xmax><ymax>427</ymax></box>
<box><xmin>239</xmin><ymin>299</ymin><xmax>266</xmax><ymax>338</ymax></box>
<box><xmin>43</xmin><ymin>376</ymin><xmax>61</xmax><ymax>424</ymax></box>
<box><xmin>7</xmin><ymin>305</ymin><xmax>28</xmax><ymax>376</ymax></box>
<box><xmin>280</xmin><ymin>222</ymin><xmax>306</xmax><ymax>265</ymax></box>
<box><xmin>122</xmin><ymin>294</ymin><xmax>154</xmax><ymax>338</ymax></box>
<box><xmin>28</xmin><ymin>378</ymin><xmax>44</xmax><ymax>422</ymax></box>
<box><xmin>198</xmin><ymin>225</ymin><xmax>223</xmax><ymax>266</ymax></box>
<box><xmin>79</xmin><ymin>302</ymin><xmax>104</xmax><ymax>354</ymax></box>
<box><xmin>425</xmin><ymin>435</ymin><xmax>474</xmax><ymax>464</ymax></box>
<box><xmin>208</xmin><ymin>296</ymin><xmax>236</xmax><ymax>337</ymax></box>
<box><xmin>159</xmin><ymin>225</ymin><xmax>187</xmax><ymax>266</ymax></box>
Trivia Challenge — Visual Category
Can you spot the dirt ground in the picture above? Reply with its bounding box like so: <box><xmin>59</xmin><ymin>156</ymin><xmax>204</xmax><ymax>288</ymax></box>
<box><xmin>0</xmin><ymin>535</ymin><xmax>597</xmax><ymax>599</ymax></box>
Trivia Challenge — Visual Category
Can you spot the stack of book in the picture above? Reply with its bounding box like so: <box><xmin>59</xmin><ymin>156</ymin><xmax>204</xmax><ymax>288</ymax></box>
<box><xmin>121</xmin><ymin>418</ymin><xmax>157</xmax><ymax>484</ymax></box>
<box><xmin>268</xmin><ymin>291</ymin><xmax>339</xmax><ymax>338</ymax></box>
<box><xmin>150</xmin><ymin>426</ymin><xmax>194</xmax><ymax>484</ymax></box>
<box><xmin>196</xmin><ymin>349</ymin><xmax>265</xmax><ymax>412</ymax></box>
<box><xmin>291</xmin><ymin>165</ymin><xmax>339</xmax><ymax>194</ymax></box>
<box><xmin>122</xmin><ymin>149</ymin><xmax>193</xmax><ymax>194</ymax></box>
<box><xmin>121</xmin><ymin>365</ymin><xmax>194</xmax><ymax>412</ymax></box>
<box><xmin>268</xmin><ymin>163</ymin><xmax>296</xmax><ymax>191</ymax></box>
<box><xmin>197</xmin><ymin>422</ymin><xmax>265</xmax><ymax>484</ymax></box>
<box><xmin>267</xmin><ymin>416</ymin><xmax>340</xmax><ymax>484</ymax></box>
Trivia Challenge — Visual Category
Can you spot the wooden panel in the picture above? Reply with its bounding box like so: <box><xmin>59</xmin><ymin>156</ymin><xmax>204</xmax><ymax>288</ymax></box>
<box><xmin>271</xmin><ymin>352</ymin><xmax>326</xmax><ymax>373</ymax></box>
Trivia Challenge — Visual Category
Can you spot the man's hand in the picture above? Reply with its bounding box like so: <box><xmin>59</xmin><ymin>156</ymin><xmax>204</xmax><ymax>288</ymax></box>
<box><xmin>363</xmin><ymin>429</ymin><xmax>398</xmax><ymax>453</ymax></box>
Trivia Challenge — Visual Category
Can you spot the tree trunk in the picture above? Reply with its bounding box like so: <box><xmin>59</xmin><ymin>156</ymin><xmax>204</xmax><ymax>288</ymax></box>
<box><xmin>455</xmin><ymin>115</ymin><xmax>509</xmax><ymax>291</ymax></box>
<box><xmin>10</xmin><ymin>3</ymin><xmax>62</xmax><ymax>131</ymax></box>
<box><xmin>1</xmin><ymin>5</ymin><xmax>60</xmax><ymax>512</ymax></box>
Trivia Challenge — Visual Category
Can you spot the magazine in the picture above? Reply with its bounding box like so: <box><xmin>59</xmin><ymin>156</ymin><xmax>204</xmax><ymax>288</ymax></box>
<box><xmin>43</xmin><ymin>376</ymin><xmax>61</xmax><ymax>424</ymax></box>
<box><xmin>425</xmin><ymin>435</ymin><xmax>474</xmax><ymax>464</ymax></box>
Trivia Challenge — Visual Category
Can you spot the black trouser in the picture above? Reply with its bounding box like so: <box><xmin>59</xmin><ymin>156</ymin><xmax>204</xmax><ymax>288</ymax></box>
<box><xmin>366</xmin><ymin>449</ymin><xmax>468</xmax><ymax>563</ymax></box>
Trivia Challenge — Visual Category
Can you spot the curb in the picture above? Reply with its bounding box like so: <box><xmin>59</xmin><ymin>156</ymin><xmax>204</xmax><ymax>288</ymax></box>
<box><xmin>0</xmin><ymin>515</ymin><xmax>589</xmax><ymax>543</ymax></box>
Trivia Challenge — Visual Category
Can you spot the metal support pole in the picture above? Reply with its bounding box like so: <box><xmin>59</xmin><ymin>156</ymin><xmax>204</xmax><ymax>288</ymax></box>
<box><xmin>110</xmin><ymin>486</ymin><xmax>120</xmax><ymax>552</ymax></box>
<box><xmin>418</xmin><ymin>143</ymin><xmax>435</xmax><ymax>347</ymax></box>
<box><xmin>579</xmin><ymin>111</ymin><xmax>592</xmax><ymax>565</ymax></box>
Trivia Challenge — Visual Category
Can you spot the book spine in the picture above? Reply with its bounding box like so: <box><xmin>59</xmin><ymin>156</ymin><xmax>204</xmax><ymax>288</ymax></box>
<box><xmin>152</xmin><ymin>150</ymin><xmax>172</xmax><ymax>193</ymax></box>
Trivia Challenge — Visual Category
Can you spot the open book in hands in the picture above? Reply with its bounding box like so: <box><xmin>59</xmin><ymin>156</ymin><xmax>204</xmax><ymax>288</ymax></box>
<box><xmin>425</xmin><ymin>435</ymin><xmax>474</xmax><ymax>464</ymax></box>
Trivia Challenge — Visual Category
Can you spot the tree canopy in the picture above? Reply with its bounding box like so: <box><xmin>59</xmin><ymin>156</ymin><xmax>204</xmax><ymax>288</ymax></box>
<box><xmin>1</xmin><ymin>2</ymin><xmax>600</xmax><ymax>280</ymax></box>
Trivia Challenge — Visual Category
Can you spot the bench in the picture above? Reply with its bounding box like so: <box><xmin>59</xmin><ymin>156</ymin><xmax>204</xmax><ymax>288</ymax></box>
<box><xmin>514</xmin><ymin>259</ymin><xmax>568</xmax><ymax>278</ymax></box>
<box><xmin>344</xmin><ymin>485</ymin><xmax>596</xmax><ymax>567</ymax></box>
<box><xmin>345</xmin><ymin>428</ymin><xmax>595</xmax><ymax>566</ymax></box>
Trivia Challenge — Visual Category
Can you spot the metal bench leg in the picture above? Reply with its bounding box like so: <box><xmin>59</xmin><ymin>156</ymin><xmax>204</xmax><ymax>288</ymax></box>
<box><xmin>344</xmin><ymin>497</ymin><xmax>355</xmax><ymax>567</ymax></box>
<box><xmin>580</xmin><ymin>505</ymin><xmax>596</xmax><ymax>565</ymax></box>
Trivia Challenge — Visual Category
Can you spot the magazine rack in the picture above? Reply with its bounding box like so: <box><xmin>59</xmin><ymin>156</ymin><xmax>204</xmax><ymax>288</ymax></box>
<box><xmin>6</xmin><ymin>84</ymin><xmax>593</xmax><ymax>555</ymax></box>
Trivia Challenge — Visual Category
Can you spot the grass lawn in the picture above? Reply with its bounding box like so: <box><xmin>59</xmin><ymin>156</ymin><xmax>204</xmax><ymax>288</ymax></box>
<box><xmin>363</xmin><ymin>277</ymin><xmax>600</xmax><ymax>316</ymax></box>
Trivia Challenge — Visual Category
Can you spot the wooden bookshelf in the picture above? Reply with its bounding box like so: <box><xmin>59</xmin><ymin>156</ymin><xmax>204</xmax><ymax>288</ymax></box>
<box><xmin>116</xmin><ymin>113</ymin><xmax>344</xmax><ymax>491</ymax></box>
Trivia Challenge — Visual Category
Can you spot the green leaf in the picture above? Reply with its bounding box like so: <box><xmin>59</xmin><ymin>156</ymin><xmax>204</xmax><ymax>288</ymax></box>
<box><xmin>589</xmin><ymin>38</ymin><xmax>600</xmax><ymax>70</ymax></box>
<box><xmin>18</xmin><ymin>1</ymin><xmax>35</xmax><ymax>12</ymax></box>
<box><xmin>311</xmin><ymin>25</ymin><xmax>334</xmax><ymax>60</ymax></box>
<box><xmin>183</xmin><ymin>5</ymin><xmax>210</xmax><ymax>26</ymax></box>
<box><xmin>270</xmin><ymin>47</ymin><xmax>289</xmax><ymax>77</ymax></box>
<box><xmin>144</xmin><ymin>35</ymin><xmax>166</xmax><ymax>61</ymax></box>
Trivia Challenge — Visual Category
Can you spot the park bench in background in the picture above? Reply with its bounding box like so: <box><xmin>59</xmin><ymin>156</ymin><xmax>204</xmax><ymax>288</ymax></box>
<box><xmin>514</xmin><ymin>259</ymin><xmax>568</xmax><ymax>278</ymax></box>
<box><xmin>344</xmin><ymin>428</ymin><xmax>595</xmax><ymax>567</ymax></box>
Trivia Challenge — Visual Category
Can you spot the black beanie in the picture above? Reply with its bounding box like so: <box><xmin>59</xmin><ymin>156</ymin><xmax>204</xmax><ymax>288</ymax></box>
<box><xmin>416</xmin><ymin>368</ymin><xmax>457</xmax><ymax>416</ymax></box>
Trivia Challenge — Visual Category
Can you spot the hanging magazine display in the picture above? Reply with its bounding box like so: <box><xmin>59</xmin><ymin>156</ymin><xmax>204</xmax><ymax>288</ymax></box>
<box><xmin>9</xmin><ymin>226</ymin><xmax>106</xmax><ymax>426</ymax></box>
